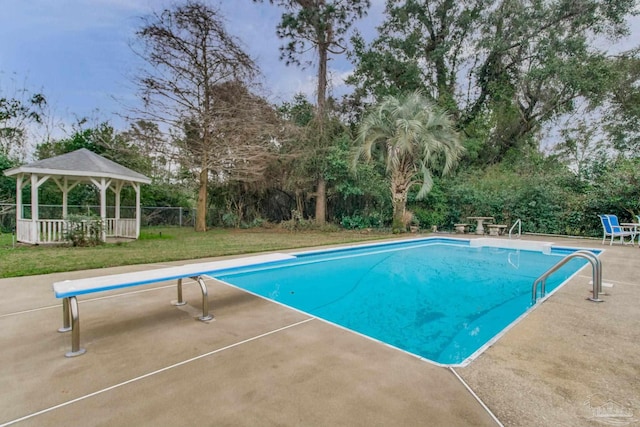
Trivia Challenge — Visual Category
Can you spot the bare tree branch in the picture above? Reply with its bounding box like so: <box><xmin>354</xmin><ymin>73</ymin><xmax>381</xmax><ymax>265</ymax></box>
<box><xmin>130</xmin><ymin>1</ymin><xmax>283</xmax><ymax>231</ymax></box>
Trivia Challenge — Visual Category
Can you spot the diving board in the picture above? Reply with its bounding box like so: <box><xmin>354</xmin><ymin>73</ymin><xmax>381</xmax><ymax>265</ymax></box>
<box><xmin>53</xmin><ymin>253</ymin><xmax>296</xmax><ymax>357</ymax></box>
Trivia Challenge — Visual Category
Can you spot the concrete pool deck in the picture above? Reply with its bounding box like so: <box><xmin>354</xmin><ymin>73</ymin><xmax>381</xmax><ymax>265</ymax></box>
<box><xmin>0</xmin><ymin>235</ymin><xmax>638</xmax><ymax>426</ymax></box>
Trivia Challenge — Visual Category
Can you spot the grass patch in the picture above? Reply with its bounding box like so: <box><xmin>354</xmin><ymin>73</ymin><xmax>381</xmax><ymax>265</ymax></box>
<box><xmin>138</xmin><ymin>230</ymin><xmax>175</xmax><ymax>240</ymax></box>
<box><xmin>0</xmin><ymin>226</ymin><xmax>397</xmax><ymax>278</ymax></box>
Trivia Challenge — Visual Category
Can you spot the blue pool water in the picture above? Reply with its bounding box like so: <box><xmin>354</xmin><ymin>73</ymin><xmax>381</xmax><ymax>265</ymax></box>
<box><xmin>209</xmin><ymin>238</ymin><xmax>596</xmax><ymax>365</ymax></box>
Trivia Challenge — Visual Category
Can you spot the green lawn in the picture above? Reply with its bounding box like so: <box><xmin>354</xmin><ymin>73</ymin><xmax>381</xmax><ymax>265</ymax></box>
<box><xmin>0</xmin><ymin>226</ymin><xmax>396</xmax><ymax>278</ymax></box>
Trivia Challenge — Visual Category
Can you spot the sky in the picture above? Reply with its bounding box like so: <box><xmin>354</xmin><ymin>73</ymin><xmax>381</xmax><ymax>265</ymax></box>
<box><xmin>0</xmin><ymin>0</ymin><xmax>384</xmax><ymax>139</ymax></box>
<box><xmin>0</xmin><ymin>0</ymin><xmax>638</xmax><ymax>145</ymax></box>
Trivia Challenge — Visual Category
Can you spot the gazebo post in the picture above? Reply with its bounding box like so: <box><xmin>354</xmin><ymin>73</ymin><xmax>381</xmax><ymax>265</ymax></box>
<box><xmin>113</xmin><ymin>181</ymin><xmax>123</xmax><ymax>237</ymax></box>
<box><xmin>90</xmin><ymin>177</ymin><xmax>109</xmax><ymax>242</ymax></box>
<box><xmin>53</xmin><ymin>177</ymin><xmax>80</xmax><ymax>219</ymax></box>
<box><xmin>134</xmin><ymin>183</ymin><xmax>141</xmax><ymax>238</ymax></box>
<box><xmin>31</xmin><ymin>174</ymin><xmax>39</xmax><ymax>243</ymax></box>
<box><xmin>62</xmin><ymin>177</ymin><xmax>68</xmax><ymax>219</ymax></box>
<box><xmin>115</xmin><ymin>185</ymin><xmax>121</xmax><ymax>222</ymax></box>
<box><xmin>15</xmin><ymin>175</ymin><xmax>24</xmax><ymax>241</ymax></box>
<box><xmin>15</xmin><ymin>175</ymin><xmax>23</xmax><ymax>221</ymax></box>
<box><xmin>99</xmin><ymin>178</ymin><xmax>107</xmax><ymax>242</ymax></box>
<box><xmin>29</xmin><ymin>174</ymin><xmax>50</xmax><ymax>244</ymax></box>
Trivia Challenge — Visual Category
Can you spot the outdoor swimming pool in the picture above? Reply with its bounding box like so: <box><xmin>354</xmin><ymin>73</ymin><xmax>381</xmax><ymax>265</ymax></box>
<box><xmin>208</xmin><ymin>238</ymin><xmax>597</xmax><ymax>366</ymax></box>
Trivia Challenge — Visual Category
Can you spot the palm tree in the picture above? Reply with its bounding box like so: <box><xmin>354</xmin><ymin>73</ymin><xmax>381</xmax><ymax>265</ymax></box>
<box><xmin>355</xmin><ymin>91</ymin><xmax>464</xmax><ymax>232</ymax></box>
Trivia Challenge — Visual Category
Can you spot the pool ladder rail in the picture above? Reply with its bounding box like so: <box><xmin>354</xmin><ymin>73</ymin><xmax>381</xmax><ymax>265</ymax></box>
<box><xmin>531</xmin><ymin>250</ymin><xmax>602</xmax><ymax>305</ymax></box>
<box><xmin>509</xmin><ymin>219</ymin><xmax>522</xmax><ymax>239</ymax></box>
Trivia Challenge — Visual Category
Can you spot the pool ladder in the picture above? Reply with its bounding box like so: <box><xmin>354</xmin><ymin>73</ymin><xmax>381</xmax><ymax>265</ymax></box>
<box><xmin>509</xmin><ymin>219</ymin><xmax>521</xmax><ymax>239</ymax></box>
<box><xmin>531</xmin><ymin>250</ymin><xmax>602</xmax><ymax>304</ymax></box>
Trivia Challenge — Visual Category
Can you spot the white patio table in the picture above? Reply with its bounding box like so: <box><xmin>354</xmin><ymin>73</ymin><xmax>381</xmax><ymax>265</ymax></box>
<box><xmin>621</xmin><ymin>222</ymin><xmax>640</xmax><ymax>245</ymax></box>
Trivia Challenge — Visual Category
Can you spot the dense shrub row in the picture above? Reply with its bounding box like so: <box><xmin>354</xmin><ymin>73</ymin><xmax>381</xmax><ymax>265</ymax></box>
<box><xmin>4</xmin><ymin>144</ymin><xmax>639</xmax><ymax>238</ymax></box>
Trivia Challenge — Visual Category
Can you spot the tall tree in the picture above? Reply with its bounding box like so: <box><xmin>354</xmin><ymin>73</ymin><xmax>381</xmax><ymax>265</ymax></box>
<box><xmin>552</xmin><ymin>115</ymin><xmax>609</xmax><ymax>183</ymax></box>
<box><xmin>349</xmin><ymin>0</ymin><xmax>636</xmax><ymax>164</ymax></box>
<box><xmin>121</xmin><ymin>120</ymin><xmax>170</xmax><ymax>181</ymax></box>
<box><xmin>349</xmin><ymin>0</ymin><xmax>487</xmax><ymax>111</ymax></box>
<box><xmin>603</xmin><ymin>52</ymin><xmax>640</xmax><ymax>154</ymax></box>
<box><xmin>177</xmin><ymin>80</ymin><xmax>284</xmax><ymax>185</ymax></box>
<box><xmin>34</xmin><ymin>121</ymin><xmax>148</xmax><ymax>173</ymax></box>
<box><xmin>0</xmin><ymin>83</ymin><xmax>46</xmax><ymax>160</ymax></box>
<box><xmin>0</xmin><ymin>153</ymin><xmax>17</xmax><ymax>204</ymax></box>
<box><xmin>274</xmin><ymin>94</ymin><xmax>316</xmax><ymax>215</ymax></box>
<box><xmin>133</xmin><ymin>1</ymin><xmax>265</xmax><ymax>231</ymax></box>
<box><xmin>255</xmin><ymin>0</ymin><xmax>370</xmax><ymax>224</ymax></box>
<box><xmin>355</xmin><ymin>91</ymin><xmax>463</xmax><ymax>231</ymax></box>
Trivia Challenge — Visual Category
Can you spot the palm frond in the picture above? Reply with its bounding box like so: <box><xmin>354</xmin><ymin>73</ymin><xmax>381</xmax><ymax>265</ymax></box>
<box><xmin>355</xmin><ymin>90</ymin><xmax>465</xmax><ymax>209</ymax></box>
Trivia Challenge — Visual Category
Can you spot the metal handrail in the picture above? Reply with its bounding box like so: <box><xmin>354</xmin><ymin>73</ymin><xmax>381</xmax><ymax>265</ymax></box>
<box><xmin>509</xmin><ymin>219</ymin><xmax>522</xmax><ymax>239</ymax></box>
<box><xmin>531</xmin><ymin>250</ymin><xmax>602</xmax><ymax>304</ymax></box>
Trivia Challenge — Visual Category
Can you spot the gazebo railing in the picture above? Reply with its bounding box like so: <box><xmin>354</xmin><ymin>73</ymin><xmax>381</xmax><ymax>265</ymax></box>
<box><xmin>106</xmin><ymin>218</ymin><xmax>137</xmax><ymax>238</ymax></box>
<box><xmin>41</xmin><ymin>219</ymin><xmax>67</xmax><ymax>243</ymax></box>
<box><xmin>16</xmin><ymin>219</ymin><xmax>39</xmax><ymax>243</ymax></box>
<box><xmin>16</xmin><ymin>218</ymin><xmax>138</xmax><ymax>244</ymax></box>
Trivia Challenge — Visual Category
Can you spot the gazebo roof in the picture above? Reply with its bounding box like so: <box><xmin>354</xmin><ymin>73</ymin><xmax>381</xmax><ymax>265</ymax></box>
<box><xmin>3</xmin><ymin>148</ymin><xmax>151</xmax><ymax>184</ymax></box>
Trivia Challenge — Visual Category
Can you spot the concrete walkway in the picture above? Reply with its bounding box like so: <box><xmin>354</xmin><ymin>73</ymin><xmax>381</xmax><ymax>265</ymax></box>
<box><xmin>0</xmin><ymin>235</ymin><xmax>638</xmax><ymax>426</ymax></box>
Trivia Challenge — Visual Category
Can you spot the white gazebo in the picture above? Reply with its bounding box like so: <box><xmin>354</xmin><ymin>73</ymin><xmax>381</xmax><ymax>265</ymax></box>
<box><xmin>3</xmin><ymin>148</ymin><xmax>152</xmax><ymax>244</ymax></box>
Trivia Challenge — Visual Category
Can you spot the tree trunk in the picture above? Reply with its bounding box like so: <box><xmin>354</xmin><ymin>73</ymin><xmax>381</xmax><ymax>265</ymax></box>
<box><xmin>390</xmin><ymin>171</ymin><xmax>410</xmax><ymax>232</ymax></box>
<box><xmin>195</xmin><ymin>168</ymin><xmax>208</xmax><ymax>232</ymax></box>
<box><xmin>317</xmin><ymin>45</ymin><xmax>328</xmax><ymax>117</ymax></box>
<box><xmin>314</xmin><ymin>177</ymin><xmax>326</xmax><ymax>225</ymax></box>
<box><xmin>295</xmin><ymin>189</ymin><xmax>304</xmax><ymax>216</ymax></box>
<box><xmin>391</xmin><ymin>195</ymin><xmax>407</xmax><ymax>231</ymax></box>
<box><xmin>314</xmin><ymin>41</ymin><xmax>329</xmax><ymax>226</ymax></box>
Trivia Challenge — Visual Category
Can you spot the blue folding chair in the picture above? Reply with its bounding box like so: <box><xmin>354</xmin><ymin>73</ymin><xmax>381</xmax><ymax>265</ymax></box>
<box><xmin>599</xmin><ymin>215</ymin><xmax>635</xmax><ymax>246</ymax></box>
